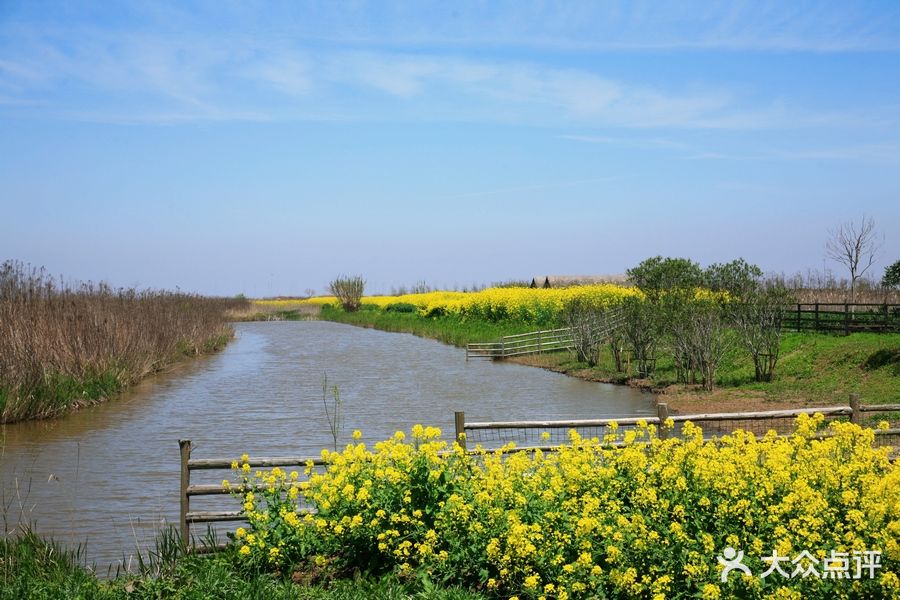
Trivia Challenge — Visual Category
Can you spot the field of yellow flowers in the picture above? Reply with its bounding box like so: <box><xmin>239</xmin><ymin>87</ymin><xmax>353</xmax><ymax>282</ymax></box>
<box><xmin>259</xmin><ymin>285</ymin><xmax>641</xmax><ymax>325</ymax></box>
<box><xmin>228</xmin><ymin>416</ymin><xmax>899</xmax><ymax>599</ymax></box>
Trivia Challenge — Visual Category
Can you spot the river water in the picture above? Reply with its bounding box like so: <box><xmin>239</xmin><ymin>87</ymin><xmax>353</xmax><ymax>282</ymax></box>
<box><xmin>1</xmin><ymin>321</ymin><xmax>653</xmax><ymax>570</ymax></box>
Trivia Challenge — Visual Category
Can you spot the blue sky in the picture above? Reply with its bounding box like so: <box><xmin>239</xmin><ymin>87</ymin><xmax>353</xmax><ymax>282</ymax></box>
<box><xmin>1</xmin><ymin>1</ymin><xmax>899</xmax><ymax>296</ymax></box>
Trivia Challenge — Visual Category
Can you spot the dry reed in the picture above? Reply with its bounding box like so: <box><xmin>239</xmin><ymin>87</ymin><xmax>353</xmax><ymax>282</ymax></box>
<box><xmin>0</xmin><ymin>261</ymin><xmax>249</xmax><ymax>423</ymax></box>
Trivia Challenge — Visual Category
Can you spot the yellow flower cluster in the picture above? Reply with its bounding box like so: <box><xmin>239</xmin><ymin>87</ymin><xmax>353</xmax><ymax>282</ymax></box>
<box><xmin>277</xmin><ymin>284</ymin><xmax>641</xmax><ymax>324</ymax></box>
<box><xmin>231</xmin><ymin>415</ymin><xmax>898</xmax><ymax>599</ymax></box>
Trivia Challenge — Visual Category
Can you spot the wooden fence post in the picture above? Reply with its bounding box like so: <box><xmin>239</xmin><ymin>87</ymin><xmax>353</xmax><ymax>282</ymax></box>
<box><xmin>844</xmin><ymin>303</ymin><xmax>850</xmax><ymax>336</ymax></box>
<box><xmin>657</xmin><ymin>402</ymin><xmax>669</xmax><ymax>440</ymax></box>
<box><xmin>179</xmin><ymin>439</ymin><xmax>192</xmax><ymax>548</ymax></box>
<box><xmin>814</xmin><ymin>303</ymin><xmax>819</xmax><ymax>332</ymax></box>
<box><xmin>796</xmin><ymin>304</ymin><xmax>801</xmax><ymax>332</ymax></box>
<box><xmin>849</xmin><ymin>393</ymin><xmax>861</xmax><ymax>425</ymax></box>
<box><xmin>454</xmin><ymin>411</ymin><xmax>467</xmax><ymax>451</ymax></box>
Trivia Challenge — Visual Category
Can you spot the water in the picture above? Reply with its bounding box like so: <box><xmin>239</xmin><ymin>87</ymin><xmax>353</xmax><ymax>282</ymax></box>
<box><xmin>1</xmin><ymin>321</ymin><xmax>653</xmax><ymax>569</ymax></box>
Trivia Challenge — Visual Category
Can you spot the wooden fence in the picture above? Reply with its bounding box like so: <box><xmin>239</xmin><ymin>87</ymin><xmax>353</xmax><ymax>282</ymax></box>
<box><xmin>787</xmin><ymin>303</ymin><xmax>900</xmax><ymax>334</ymax></box>
<box><xmin>179</xmin><ymin>395</ymin><xmax>900</xmax><ymax>551</ymax></box>
<box><xmin>453</xmin><ymin>395</ymin><xmax>900</xmax><ymax>451</ymax></box>
<box><xmin>465</xmin><ymin>303</ymin><xmax>898</xmax><ymax>362</ymax></box>
<box><xmin>466</xmin><ymin>307</ymin><xmax>624</xmax><ymax>360</ymax></box>
<box><xmin>465</xmin><ymin>327</ymin><xmax>574</xmax><ymax>359</ymax></box>
<box><xmin>178</xmin><ymin>443</ymin><xmax>325</xmax><ymax>549</ymax></box>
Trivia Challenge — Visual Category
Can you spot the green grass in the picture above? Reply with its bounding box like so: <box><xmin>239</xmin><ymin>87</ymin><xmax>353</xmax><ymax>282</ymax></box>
<box><xmin>0</xmin><ymin>532</ymin><xmax>487</xmax><ymax>600</ymax></box>
<box><xmin>544</xmin><ymin>331</ymin><xmax>900</xmax><ymax>406</ymax></box>
<box><xmin>319</xmin><ymin>305</ymin><xmax>535</xmax><ymax>347</ymax></box>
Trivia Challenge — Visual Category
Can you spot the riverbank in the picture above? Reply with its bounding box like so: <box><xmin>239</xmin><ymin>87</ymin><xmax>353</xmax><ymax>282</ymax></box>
<box><xmin>0</xmin><ymin>531</ymin><xmax>485</xmax><ymax>600</ymax></box>
<box><xmin>0</xmin><ymin>262</ymin><xmax>249</xmax><ymax>423</ymax></box>
<box><xmin>511</xmin><ymin>331</ymin><xmax>900</xmax><ymax>413</ymax></box>
<box><xmin>319</xmin><ymin>305</ymin><xmax>534</xmax><ymax>346</ymax></box>
<box><xmin>316</xmin><ymin>306</ymin><xmax>900</xmax><ymax>413</ymax></box>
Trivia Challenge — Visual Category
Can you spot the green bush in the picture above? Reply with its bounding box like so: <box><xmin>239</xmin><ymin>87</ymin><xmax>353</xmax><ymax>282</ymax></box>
<box><xmin>385</xmin><ymin>302</ymin><xmax>418</xmax><ymax>313</ymax></box>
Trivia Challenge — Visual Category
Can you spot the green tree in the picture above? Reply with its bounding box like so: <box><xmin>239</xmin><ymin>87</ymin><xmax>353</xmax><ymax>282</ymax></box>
<box><xmin>704</xmin><ymin>258</ymin><xmax>763</xmax><ymax>300</ymax></box>
<box><xmin>626</xmin><ymin>256</ymin><xmax>702</xmax><ymax>299</ymax></box>
<box><xmin>883</xmin><ymin>259</ymin><xmax>900</xmax><ymax>289</ymax></box>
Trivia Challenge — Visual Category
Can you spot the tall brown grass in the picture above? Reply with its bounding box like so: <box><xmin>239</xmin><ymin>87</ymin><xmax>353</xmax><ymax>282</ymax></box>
<box><xmin>0</xmin><ymin>261</ymin><xmax>250</xmax><ymax>423</ymax></box>
<box><xmin>770</xmin><ymin>271</ymin><xmax>900</xmax><ymax>304</ymax></box>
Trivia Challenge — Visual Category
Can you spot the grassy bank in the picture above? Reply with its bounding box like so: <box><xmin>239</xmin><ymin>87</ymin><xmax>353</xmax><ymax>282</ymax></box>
<box><xmin>0</xmin><ymin>531</ymin><xmax>485</xmax><ymax>600</ymax></box>
<box><xmin>0</xmin><ymin>261</ymin><xmax>249</xmax><ymax>423</ymax></box>
<box><xmin>319</xmin><ymin>305</ymin><xmax>534</xmax><ymax>346</ymax></box>
<box><xmin>232</xmin><ymin>299</ymin><xmax>321</xmax><ymax>322</ymax></box>
<box><xmin>317</xmin><ymin>303</ymin><xmax>900</xmax><ymax>410</ymax></box>
<box><xmin>515</xmin><ymin>330</ymin><xmax>900</xmax><ymax>412</ymax></box>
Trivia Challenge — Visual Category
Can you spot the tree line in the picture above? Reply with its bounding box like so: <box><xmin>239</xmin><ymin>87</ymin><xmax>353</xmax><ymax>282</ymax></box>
<box><xmin>565</xmin><ymin>256</ymin><xmax>793</xmax><ymax>391</ymax></box>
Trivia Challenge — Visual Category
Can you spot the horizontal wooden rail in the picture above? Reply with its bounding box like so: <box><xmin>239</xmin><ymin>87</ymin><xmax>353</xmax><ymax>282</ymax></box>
<box><xmin>465</xmin><ymin>415</ymin><xmax>657</xmax><ymax>430</ymax></box>
<box><xmin>499</xmin><ymin>327</ymin><xmax>573</xmax><ymax>340</ymax></box>
<box><xmin>187</xmin><ymin>456</ymin><xmax>326</xmax><ymax>470</ymax></box>
<box><xmin>457</xmin><ymin>395</ymin><xmax>899</xmax><ymax>443</ymax></box>
<box><xmin>669</xmin><ymin>406</ymin><xmax>852</xmax><ymax>422</ymax></box>
<box><xmin>861</xmin><ymin>403</ymin><xmax>900</xmax><ymax>412</ymax></box>
<box><xmin>186</xmin><ymin>510</ymin><xmax>245</xmax><ymax>524</ymax></box>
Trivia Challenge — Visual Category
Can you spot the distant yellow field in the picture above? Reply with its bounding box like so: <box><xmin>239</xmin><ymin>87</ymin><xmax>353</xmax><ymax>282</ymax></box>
<box><xmin>256</xmin><ymin>284</ymin><xmax>641</xmax><ymax>322</ymax></box>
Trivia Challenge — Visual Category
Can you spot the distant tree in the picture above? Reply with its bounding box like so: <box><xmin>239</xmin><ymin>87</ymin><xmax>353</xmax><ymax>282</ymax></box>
<box><xmin>883</xmin><ymin>259</ymin><xmax>900</xmax><ymax>289</ymax></box>
<box><xmin>626</xmin><ymin>256</ymin><xmax>702</xmax><ymax>300</ymax></box>
<box><xmin>621</xmin><ymin>297</ymin><xmax>663</xmax><ymax>377</ymax></box>
<box><xmin>730</xmin><ymin>281</ymin><xmax>794</xmax><ymax>382</ymax></box>
<box><xmin>563</xmin><ymin>299</ymin><xmax>624</xmax><ymax>368</ymax></box>
<box><xmin>686</xmin><ymin>299</ymin><xmax>731</xmax><ymax>391</ymax></box>
<box><xmin>328</xmin><ymin>275</ymin><xmax>365</xmax><ymax>312</ymax></box>
<box><xmin>562</xmin><ymin>298</ymin><xmax>605</xmax><ymax>367</ymax></box>
<box><xmin>826</xmin><ymin>216</ymin><xmax>881</xmax><ymax>302</ymax></box>
<box><xmin>704</xmin><ymin>259</ymin><xmax>763</xmax><ymax>300</ymax></box>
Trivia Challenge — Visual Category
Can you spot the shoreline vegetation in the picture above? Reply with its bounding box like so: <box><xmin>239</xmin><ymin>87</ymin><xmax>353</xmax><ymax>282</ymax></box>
<box><xmin>0</xmin><ymin>530</ymin><xmax>485</xmax><ymax>600</ymax></box>
<box><xmin>318</xmin><ymin>306</ymin><xmax>900</xmax><ymax>413</ymax></box>
<box><xmin>251</xmin><ymin>263</ymin><xmax>899</xmax><ymax>415</ymax></box>
<box><xmin>0</xmin><ymin>261</ymin><xmax>249</xmax><ymax>423</ymax></box>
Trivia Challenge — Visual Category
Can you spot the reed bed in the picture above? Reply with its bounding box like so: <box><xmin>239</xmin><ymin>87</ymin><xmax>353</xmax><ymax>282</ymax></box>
<box><xmin>790</xmin><ymin>287</ymin><xmax>900</xmax><ymax>304</ymax></box>
<box><xmin>0</xmin><ymin>261</ymin><xmax>249</xmax><ymax>423</ymax></box>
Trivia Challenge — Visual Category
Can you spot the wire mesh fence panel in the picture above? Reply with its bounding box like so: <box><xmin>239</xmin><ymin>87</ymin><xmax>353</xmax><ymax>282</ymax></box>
<box><xmin>463</xmin><ymin>423</ymin><xmax>642</xmax><ymax>449</ymax></box>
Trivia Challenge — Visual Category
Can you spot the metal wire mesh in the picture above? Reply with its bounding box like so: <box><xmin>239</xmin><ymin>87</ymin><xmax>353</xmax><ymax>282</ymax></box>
<box><xmin>462</xmin><ymin>412</ymin><xmax>900</xmax><ymax>451</ymax></box>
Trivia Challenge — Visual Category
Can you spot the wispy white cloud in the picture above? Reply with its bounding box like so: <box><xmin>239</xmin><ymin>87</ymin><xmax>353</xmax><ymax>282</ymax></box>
<box><xmin>439</xmin><ymin>175</ymin><xmax>630</xmax><ymax>200</ymax></box>
<box><xmin>684</xmin><ymin>143</ymin><xmax>900</xmax><ymax>163</ymax></box>
<box><xmin>199</xmin><ymin>1</ymin><xmax>900</xmax><ymax>53</ymax></box>
<box><xmin>559</xmin><ymin>134</ymin><xmax>690</xmax><ymax>150</ymax></box>
<box><xmin>0</xmin><ymin>29</ymin><xmax>762</xmax><ymax>128</ymax></box>
<box><xmin>562</xmin><ymin>132</ymin><xmax>900</xmax><ymax>164</ymax></box>
<box><xmin>1</xmin><ymin>10</ymin><xmax>898</xmax><ymax>136</ymax></box>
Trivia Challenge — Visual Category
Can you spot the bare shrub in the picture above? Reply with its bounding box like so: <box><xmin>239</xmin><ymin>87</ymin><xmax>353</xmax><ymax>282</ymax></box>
<box><xmin>562</xmin><ymin>299</ymin><xmax>605</xmax><ymax>367</ymax></box>
<box><xmin>328</xmin><ymin>275</ymin><xmax>365</xmax><ymax>312</ymax></box>
<box><xmin>621</xmin><ymin>297</ymin><xmax>662</xmax><ymax>377</ymax></box>
<box><xmin>686</xmin><ymin>299</ymin><xmax>731</xmax><ymax>391</ymax></box>
<box><xmin>730</xmin><ymin>283</ymin><xmax>794</xmax><ymax>382</ymax></box>
<box><xmin>826</xmin><ymin>216</ymin><xmax>882</xmax><ymax>303</ymax></box>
